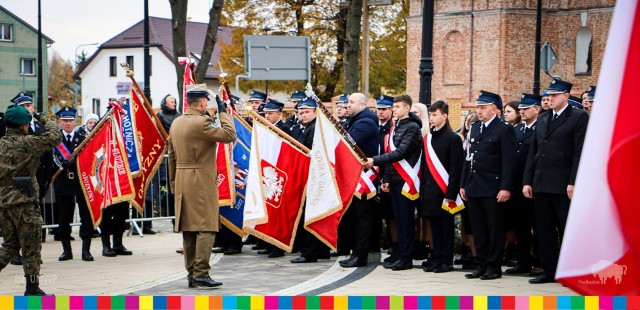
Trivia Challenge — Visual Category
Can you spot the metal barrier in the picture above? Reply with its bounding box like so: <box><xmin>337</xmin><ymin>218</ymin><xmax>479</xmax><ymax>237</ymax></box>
<box><xmin>41</xmin><ymin>155</ymin><xmax>175</xmax><ymax>237</ymax></box>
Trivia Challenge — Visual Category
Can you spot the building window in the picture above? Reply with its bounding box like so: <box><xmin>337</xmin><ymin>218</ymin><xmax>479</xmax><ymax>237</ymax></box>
<box><xmin>575</xmin><ymin>27</ymin><xmax>593</xmax><ymax>75</ymax></box>
<box><xmin>126</xmin><ymin>56</ymin><xmax>134</xmax><ymax>71</ymax></box>
<box><xmin>20</xmin><ymin>59</ymin><xmax>35</xmax><ymax>76</ymax></box>
<box><xmin>0</xmin><ymin>23</ymin><xmax>12</xmax><ymax>41</ymax></box>
<box><xmin>92</xmin><ymin>98</ymin><xmax>101</xmax><ymax>114</ymax></box>
<box><xmin>109</xmin><ymin>57</ymin><xmax>117</xmax><ymax>77</ymax></box>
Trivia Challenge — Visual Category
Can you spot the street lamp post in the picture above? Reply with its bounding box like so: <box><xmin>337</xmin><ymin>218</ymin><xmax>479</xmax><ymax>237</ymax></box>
<box><xmin>418</xmin><ymin>0</ymin><xmax>435</xmax><ymax>107</ymax></box>
<box><xmin>74</xmin><ymin>43</ymin><xmax>99</xmax><ymax>111</ymax></box>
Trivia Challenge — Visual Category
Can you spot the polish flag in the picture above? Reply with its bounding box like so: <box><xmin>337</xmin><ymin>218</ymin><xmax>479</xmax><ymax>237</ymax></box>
<box><xmin>556</xmin><ymin>0</ymin><xmax>640</xmax><ymax>295</ymax></box>
<box><xmin>243</xmin><ymin>121</ymin><xmax>310</xmax><ymax>252</ymax></box>
<box><xmin>304</xmin><ymin>112</ymin><xmax>363</xmax><ymax>251</ymax></box>
<box><xmin>178</xmin><ymin>57</ymin><xmax>195</xmax><ymax>113</ymax></box>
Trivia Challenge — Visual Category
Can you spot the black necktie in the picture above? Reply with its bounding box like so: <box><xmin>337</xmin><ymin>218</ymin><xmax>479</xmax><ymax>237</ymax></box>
<box><xmin>297</xmin><ymin>128</ymin><xmax>305</xmax><ymax>143</ymax></box>
<box><xmin>480</xmin><ymin>124</ymin><xmax>486</xmax><ymax>134</ymax></box>
<box><xmin>66</xmin><ymin>134</ymin><xmax>72</xmax><ymax>143</ymax></box>
<box><xmin>552</xmin><ymin>113</ymin><xmax>559</xmax><ymax>121</ymax></box>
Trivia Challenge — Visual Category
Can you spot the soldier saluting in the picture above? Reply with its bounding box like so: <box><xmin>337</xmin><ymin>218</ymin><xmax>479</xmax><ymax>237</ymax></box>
<box><xmin>0</xmin><ymin>105</ymin><xmax>62</xmax><ymax>295</ymax></box>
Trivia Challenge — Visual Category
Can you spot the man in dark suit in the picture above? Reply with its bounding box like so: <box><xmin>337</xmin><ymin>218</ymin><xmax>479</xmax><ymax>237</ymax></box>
<box><xmin>285</xmin><ymin>90</ymin><xmax>305</xmax><ymax>130</ymax></box>
<box><xmin>505</xmin><ymin>93</ymin><xmax>542</xmax><ymax>275</ymax></box>
<box><xmin>291</xmin><ymin>97</ymin><xmax>331</xmax><ymax>263</ymax></box>
<box><xmin>523</xmin><ymin>79</ymin><xmax>589</xmax><ymax>284</ymax></box>
<box><xmin>375</xmin><ymin>95</ymin><xmax>396</xmax><ymax>262</ymax></box>
<box><xmin>53</xmin><ymin>107</ymin><xmax>94</xmax><ymax>262</ymax></box>
<box><xmin>460</xmin><ymin>90</ymin><xmax>517</xmax><ymax>280</ymax></box>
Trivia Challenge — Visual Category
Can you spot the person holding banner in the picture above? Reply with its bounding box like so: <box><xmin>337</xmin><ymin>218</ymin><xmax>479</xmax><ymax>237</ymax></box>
<box><xmin>420</xmin><ymin>101</ymin><xmax>464</xmax><ymax>273</ymax></box>
<box><xmin>53</xmin><ymin>107</ymin><xmax>95</xmax><ymax>262</ymax></box>
<box><xmin>168</xmin><ymin>83</ymin><xmax>236</xmax><ymax>289</ymax></box>
<box><xmin>0</xmin><ymin>105</ymin><xmax>61</xmax><ymax>296</ymax></box>
<box><xmin>460</xmin><ymin>91</ymin><xmax>517</xmax><ymax>281</ymax></box>
<box><xmin>365</xmin><ymin>94</ymin><xmax>424</xmax><ymax>271</ymax></box>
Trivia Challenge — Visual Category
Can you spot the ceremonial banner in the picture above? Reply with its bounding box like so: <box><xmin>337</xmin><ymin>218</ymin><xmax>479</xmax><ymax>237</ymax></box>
<box><xmin>243</xmin><ymin>121</ymin><xmax>310</xmax><ymax>252</ymax></box>
<box><xmin>424</xmin><ymin>134</ymin><xmax>465</xmax><ymax>214</ymax></box>
<box><xmin>216</xmin><ymin>142</ymin><xmax>235</xmax><ymax>206</ymax></box>
<box><xmin>120</xmin><ymin>100</ymin><xmax>142</xmax><ymax>176</ymax></box>
<box><xmin>178</xmin><ymin>57</ymin><xmax>195</xmax><ymax>113</ymax></box>
<box><xmin>305</xmin><ymin>112</ymin><xmax>363</xmax><ymax>251</ymax></box>
<box><xmin>557</xmin><ymin>0</ymin><xmax>640</xmax><ymax>295</ymax></box>
<box><xmin>128</xmin><ymin>89</ymin><xmax>167</xmax><ymax>213</ymax></box>
<box><xmin>220</xmin><ymin>116</ymin><xmax>251</xmax><ymax>236</ymax></box>
<box><xmin>77</xmin><ymin>115</ymin><xmax>135</xmax><ymax>228</ymax></box>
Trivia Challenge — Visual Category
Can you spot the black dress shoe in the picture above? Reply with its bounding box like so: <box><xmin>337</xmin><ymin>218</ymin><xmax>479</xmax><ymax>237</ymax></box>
<box><xmin>192</xmin><ymin>276</ymin><xmax>223</xmax><ymax>288</ymax></box>
<box><xmin>433</xmin><ymin>265</ymin><xmax>454</xmax><ymax>273</ymax></box>
<box><xmin>251</xmin><ymin>245</ymin><xmax>265</xmax><ymax>250</ymax></box>
<box><xmin>142</xmin><ymin>227</ymin><xmax>156</xmax><ymax>235</ymax></box>
<box><xmin>268</xmin><ymin>251</ymin><xmax>284</xmax><ymax>258</ymax></box>
<box><xmin>340</xmin><ymin>257</ymin><xmax>367</xmax><ymax>268</ymax></box>
<box><xmin>211</xmin><ymin>247</ymin><xmax>225</xmax><ymax>254</ymax></box>
<box><xmin>257</xmin><ymin>249</ymin><xmax>270</xmax><ymax>255</ymax></box>
<box><xmin>224</xmin><ymin>249</ymin><xmax>241</xmax><ymax>255</ymax></box>
<box><xmin>392</xmin><ymin>260</ymin><xmax>413</xmax><ymax>271</ymax></box>
<box><xmin>421</xmin><ymin>259</ymin><xmax>435</xmax><ymax>268</ymax></box>
<box><xmin>383</xmin><ymin>255</ymin><xmax>398</xmax><ymax>264</ymax></box>
<box><xmin>529</xmin><ymin>267</ymin><xmax>544</xmax><ymax>276</ymax></box>
<box><xmin>339</xmin><ymin>256</ymin><xmax>356</xmax><ymax>264</ymax></box>
<box><xmin>290</xmin><ymin>256</ymin><xmax>317</xmax><ymax>263</ymax></box>
<box><xmin>480</xmin><ymin>271</ymin><xmax>502</xmax><ymax>280</ymax></box>
<box><xmin>383</xmin><ymin>260</ymin><xmax>401</xmax><ymax>269</ymax></box>
<box><xmin>529</xmin><ymin>274</ymin><xmax>555</xmax><ymax>284</ymax></box>
<box><xmin>506</xmin><ymin>265</ymin><xmax>532</xmax><ymax>274</ymax></box>
<box><xmin>465</xmin><ymin>270</ymin><xmax>485</xmax><ymax>279</ymax></box>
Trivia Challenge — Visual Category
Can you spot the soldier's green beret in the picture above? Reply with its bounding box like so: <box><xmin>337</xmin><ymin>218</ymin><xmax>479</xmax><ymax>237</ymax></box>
<box><xmin>4</xmin><ymin>105</ymin><xmax>32</xmax><ymax>125</ymax></box>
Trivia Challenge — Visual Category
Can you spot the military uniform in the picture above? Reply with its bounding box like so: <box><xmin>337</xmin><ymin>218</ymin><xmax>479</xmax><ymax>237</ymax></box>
<box><xmin>460</xmin><ymin>91</ymin><xmax>517</xmax><ymax>280</ymax></box>
<box><xmin>53</xmin><ymin>107</ymin><xmax>94</xmax><ymax>262</ymax></box>
<box><xmin>0</xmin><ymin>105</ymin><xmax>61</xmax><ymax>295</ymax></box>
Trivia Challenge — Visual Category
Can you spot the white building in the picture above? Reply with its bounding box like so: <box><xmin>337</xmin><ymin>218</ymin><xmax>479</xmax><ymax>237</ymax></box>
<box><xmin>76</xmin><ymin>17</ymin><xmax>232</xmax><ymax>117</ymax></box>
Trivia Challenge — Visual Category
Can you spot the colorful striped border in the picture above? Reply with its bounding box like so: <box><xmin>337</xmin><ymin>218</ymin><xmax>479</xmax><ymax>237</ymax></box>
<box><xmin>1</xmin><ymin>295</ymin><xmax>638</xmax><ymax>309</ymax></box>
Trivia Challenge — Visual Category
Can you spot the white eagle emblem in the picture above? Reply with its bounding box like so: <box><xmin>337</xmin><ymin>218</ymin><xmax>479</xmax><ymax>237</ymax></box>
<box><xmin>262</xmin><ymin>166</ymin><xmax>284</xmax><ymax>204</ymax></box>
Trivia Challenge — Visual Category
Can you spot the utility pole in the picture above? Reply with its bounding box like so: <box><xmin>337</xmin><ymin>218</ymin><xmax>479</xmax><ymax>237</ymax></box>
<box><xmin>144</xmin><ymin>0</ymin><xmax>151</xmax><ymax>101</ymax></box>
<box><xmin>533</xmin><ymin>0</ymin><xmax>542</xmax><ymax>95</ymax></box>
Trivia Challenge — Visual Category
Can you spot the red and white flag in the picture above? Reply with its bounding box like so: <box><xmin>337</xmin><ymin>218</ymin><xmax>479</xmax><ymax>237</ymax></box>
<box><xmin>77</xmin><ymin>114</ymin><xmax>135</xmax><ymax>228</ymax></box>
<box><xmin>178</xmin><ymin>57</ymin><xmax>195</xmax><ymax>113</ymax></box>
<box><xmin>556</xmin><ymin>0</ymin><xmax>640</xmax><ymax>295</ymax></box>
<box><xmin>305</xmin><ymin>112</ymin><xmax>363</xmax><ymax>251</ymax></box>
<box><xmin>216</xmin><ymin>142</ymin><xmax>235</xmax><ymax>206</ymax></box>
<box><xmin>128</xmin><ymin>89</ymin><xmax>167</xmax><ymax>213</ymax></box>
<box><xmin>243</xmin><ymin>121</ymin><xmax>310</xmax><ymax>252</ymax></box>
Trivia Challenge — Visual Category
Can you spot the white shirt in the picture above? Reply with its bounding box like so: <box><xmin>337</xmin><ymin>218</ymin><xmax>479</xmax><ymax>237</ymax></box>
<box><xmin>553</xmin><ymin>104</ymin><xmax>569</xmax><ymax>119</ymax></box>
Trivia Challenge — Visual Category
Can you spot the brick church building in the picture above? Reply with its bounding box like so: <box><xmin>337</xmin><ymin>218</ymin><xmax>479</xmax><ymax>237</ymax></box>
<box><xmin>406</xmin><ymin>0</ymin><xmax>615</xmax><ymax>129</ymax></box>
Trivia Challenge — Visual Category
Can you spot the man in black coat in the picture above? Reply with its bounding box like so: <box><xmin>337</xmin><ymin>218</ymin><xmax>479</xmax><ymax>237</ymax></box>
<box><xmin>339</xmin><ymin>93</ymin><xmax>379</xmax><ymax>268</ymax></box>
<box><xmin>375</xmin><ymin>95</ymin><xmax>396</xmax><ymax>261</ymax></box>
<box><xmin>523</xmin><ymin>79</ymin><xmax>589</xmax><ymax>284</ymax></box>
<box><xmin>366</xmin><ymin>94</ymin><xmax>424</xmax><ymax>271</ymax></box>
<box><xmin>52</xmin><ymin>107</ymin><xmax>94</xmax><ymax>262</ymax></box>
<box><xmin>460</xmin><ymin>90</ymin><xmax>517</xmax><ymax>280</ymax></box>
<box><xmin>420</xmin><ymin>101</ymin><xmax>464</xmax><ymax>273</ymax></box>
<box><xmin>291</xmin><ymin>98</ymin><xmax>330</xmax><ymax>263</ymax></box>
<box><xmin>505</xmin><ymin>93</ymin><xmax>542</xmax><ymax>275</ymax></box>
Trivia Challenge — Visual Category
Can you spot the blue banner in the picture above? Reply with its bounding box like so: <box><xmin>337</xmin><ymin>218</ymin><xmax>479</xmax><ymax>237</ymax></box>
<box><xmin>220</xmin><ymin>116</ymin><xmax>252</xmax><ymax>236</ymax></box>
<box><xmin>121</xmin><ymin>102</ymin><xmax>141</xmax><ymax>174</ymax></box>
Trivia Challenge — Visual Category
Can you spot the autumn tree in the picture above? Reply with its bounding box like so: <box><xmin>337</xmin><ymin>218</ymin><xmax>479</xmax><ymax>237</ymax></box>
<box><xmin>48</xmin><ymin>51</ymin><xmax>75</xmax><ymax>112</ymax></box>
<box><xmin>169</xmin><ymin>0</ymin><xmax>224</xmax><ymax>104</ymax></box>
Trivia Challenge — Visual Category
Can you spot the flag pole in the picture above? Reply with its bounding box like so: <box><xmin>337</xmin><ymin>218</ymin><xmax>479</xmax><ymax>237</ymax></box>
<box><xmin>48</xmin><ymin>108</ymin><xmax>116</xmax><ymax>187</ymax></box>
<box><xmin>244</xmin><ymin>107</ymin><xmax>311</xmax><ymax>155</ymax></box>
<box><xmin>120</xmin><ymin>63</ymin><xmax>169</xmax><ymax>139</ymax></box>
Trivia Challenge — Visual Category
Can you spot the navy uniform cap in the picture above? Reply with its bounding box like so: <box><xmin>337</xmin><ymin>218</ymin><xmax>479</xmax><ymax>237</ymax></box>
<box><xmin>336</xmin><ymin>93</ymin><xmax>349</xmax><ymax>104</ymax></box>
<box><xmin>568</xmin><ymin>98</ymin><xmax>583</xmax><ymax>110</ymax></box>
<box><xmin>257</xmin><ymin>103</ymin><xmax>266</xmax><ymax>115</ymax></box>
<box><xmin>290</xmin><ymin>90</ymin><xmax>306</xmax><ymax>102</ymax></box>
<box><xmin>569</xmin><ymin>95</ymin><xmax>582</xmax><ymax>104</ymax></box>
<box><xmin>10</xmin><ymin>92</ymin><xmax>33</xmax><ymax>105</ymax></box>
<box><xmin>248</xmin><ymin>90</ymin><xmax>267</xmax><ymax>102</ymax></box>
<box><xmin>56</xmin><ymin>107</ymin><xmax>77</xmax><ymax>120</ymax></box>
<box><xmin>263</xmin><ymin>98</ymin><xmax>285</xmax><ymax>112</ymax></box>
<box><xmin>186</xmin><ymin>83</ymin><xmax>211</xmax><ymax>100</ymax></box>
<box><xmin>297</xmin><ymin>97</ymin><xmax>318</xmax><ymax>109</ymax></box>
<box><xmin>585</xmin><ymin>85</ymin><xmax>596</xmax><ymax>102</ymax></box>
<box><xmin>230</xmin><ymin>95</ymin><xmax>240</xmax><ymax>104</ymax></box>
<box><xmin>545</xmin><ymin>79</ymin><xmax>573</xmax><ymax>95</ymax></box>
<box><xmin>476</xmin><ymin>90</ymin><xmax>503</xmax><ymax>110</ymax></box>
<box><xmin>518</xmin><ymin>93</ymin><xmax>542</xmax><ymax>109</ymax></box>
<box><xmin>376</xmin><ymin>95</ymin><xmax>394</xmax><ymax>108</ymax></box>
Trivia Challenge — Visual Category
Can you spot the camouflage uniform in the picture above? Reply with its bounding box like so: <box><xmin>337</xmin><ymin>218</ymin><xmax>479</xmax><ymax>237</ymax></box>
<box><xmin>0</xmin><ymin>114</ymin><xmax>62</xmax><ymax>275</ymax></box>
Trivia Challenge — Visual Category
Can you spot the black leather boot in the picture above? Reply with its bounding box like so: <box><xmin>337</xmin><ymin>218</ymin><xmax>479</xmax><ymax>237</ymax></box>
<box><xmin>81</xmin><ymin>238</ymin><xmax>94</xmax><ymax>261</ymax></box>
<box><xmin>24</xmin><ymin>275</ymin><xmax>51</xmax><ymax>296</ymax></box>
<box><xmin>10</xmin><ymin>253</ymin><xmax>23</xmax><ymax>265</ymax></box>
<box><xmin>58</xmin><ymin>239</ymin><xmax>73</xmax><ymax>261</ymax></box>
<box><xmin>101</xmin><ymin>235</ymin><xmax>116</xmax><ymax>257</ymax></box>
<box><xmin>112</xmin><ymin>233</ymin><xmax>132</xmax><ymax>255</ymax></box>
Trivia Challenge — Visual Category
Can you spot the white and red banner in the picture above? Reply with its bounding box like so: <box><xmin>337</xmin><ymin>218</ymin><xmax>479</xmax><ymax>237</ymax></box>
<box><xmin>243</xmin><ymin>121</ymin><xmax>310</xmax><ymax>252</ymax></box>
<box><xmin>304</xmin><ymin>112</ymin><xmax>363</xmax><ymax>251</ymax></box>
<box><xmin>424</xmin><ymin>134</ymin><xmax>465</xmax><ymax>214</ymax></box>
<box><xmin>78</xmin><ymin>114</ymin><xmax>135</xmax><ymax>228</ymax></box>
<box><xmin>216</xmin><ymin>142</ymin><xmax>235</xmax><ymax>206</ymax></box>
<box><xmin>178</xmin><ymin>57</ymin><xmax>195</xmax><ymax>113</ymax></box>
<box><xmin>556</xmin><ymin>0</ymin><xmax>640</xmax><ymax>295</ymax></box>
<box><xmin>128</xmin><ymin>89</ymin><xmax>167</xmax><ymax>213</ymax></box>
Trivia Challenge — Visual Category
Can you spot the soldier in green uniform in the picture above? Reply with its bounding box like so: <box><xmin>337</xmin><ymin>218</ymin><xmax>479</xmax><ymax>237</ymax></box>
<box><xmin>0</xmin><ymin>105</ymin><xmax>62</xmax><ymax>296</ymax></box>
